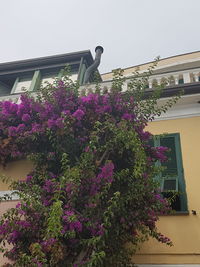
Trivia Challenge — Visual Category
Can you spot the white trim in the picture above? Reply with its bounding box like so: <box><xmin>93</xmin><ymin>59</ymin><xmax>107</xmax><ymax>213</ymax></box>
<box><xmin>0</xmin><ymin>190</ymin><xmax>19</xmax><ymax>200</ymax></box>
<box><xmin>154</xmin><ymin>93</ymin><xmax>200</xmax><ymax>121</ymax></box>
<box><xmin>155</xmin><ymin>56</ymin><xmax>200</xmax><ymax>71</ymax></box>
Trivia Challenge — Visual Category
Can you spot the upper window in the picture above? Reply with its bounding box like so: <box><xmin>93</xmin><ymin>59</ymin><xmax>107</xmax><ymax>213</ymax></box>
<box><xmin>151</xmin><ymin>133</ymin><xmax>187</xmax><ymax>212</ymax></box>
<box><xmin>41</xmin><ymin>73</ymin><xmax>57</xmax><ymax>87</ymax></box>
<box><xmin>0</xmin><ymin>67</ymin><xmax>79</xmax><ymax>96</ymax></box>
<box><xmin>10</xmin><ymin>73</ymin><xmax>34</xmax><ymax>94</ymax></box>
<box><xmin>12</xmin><ymin>77</ymin><xmax>32</xmax><ymax>94</ymax></box>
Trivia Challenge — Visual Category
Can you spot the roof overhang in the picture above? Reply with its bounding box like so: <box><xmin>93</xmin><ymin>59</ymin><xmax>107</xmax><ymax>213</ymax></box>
<box><xmin>0</xmin><ymin>50</ymin><xmax>94</xmax><ymax>76</ymax></box>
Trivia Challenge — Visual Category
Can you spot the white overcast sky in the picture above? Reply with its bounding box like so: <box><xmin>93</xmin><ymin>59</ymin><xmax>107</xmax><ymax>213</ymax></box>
<box><xmin>0</xmin><ymin>0</ymin><xmax>200</xmax><ymax>74</ymax></box>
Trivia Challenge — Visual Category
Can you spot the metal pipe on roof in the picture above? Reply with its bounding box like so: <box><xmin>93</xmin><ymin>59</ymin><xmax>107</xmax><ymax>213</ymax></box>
<box><xmin>83</xmin><ymin>46</ymin><xmax>104</xmax><ymax>84</ymax></box>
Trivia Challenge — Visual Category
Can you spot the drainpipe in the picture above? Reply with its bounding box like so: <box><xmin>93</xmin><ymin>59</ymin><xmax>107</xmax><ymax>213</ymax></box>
<box><xmin>83</xmin><ymin>46</ymin><xmax>104</xmax><ymax>84</ymax></box>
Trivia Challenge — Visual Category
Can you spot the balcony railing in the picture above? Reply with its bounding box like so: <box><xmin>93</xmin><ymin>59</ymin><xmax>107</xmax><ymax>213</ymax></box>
<box><xmin>0</xmin><ymin>69</ymin><xmax>200</xmax><ymax>102</ymax></box>
<box><xmin>0</xmin><ymin>94</ymin><xmax>21</xmax><ymax>102</ymax></box>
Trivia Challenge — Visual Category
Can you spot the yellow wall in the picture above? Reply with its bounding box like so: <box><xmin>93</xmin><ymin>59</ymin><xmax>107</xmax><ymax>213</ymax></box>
<box><xmin>0</xmin><ymin>160</ymin><xmax>33</xmax><ymax>190</ymax></box>
<box><xmin>0</xmin><ymin>160</ymin><xmax>33</xmax><ymax>265</ymax></box>
<box><xmin>134</xmin><ymin>116</ymin><xmax>200</xmax><ymax>264</ymax></box>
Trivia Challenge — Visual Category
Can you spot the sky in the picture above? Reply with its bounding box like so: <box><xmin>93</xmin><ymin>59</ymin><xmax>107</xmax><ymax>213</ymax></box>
<box><xmin>0</xmin><ymin>0</ymin><xmax>200</xmax><ymax>74</ymax></box>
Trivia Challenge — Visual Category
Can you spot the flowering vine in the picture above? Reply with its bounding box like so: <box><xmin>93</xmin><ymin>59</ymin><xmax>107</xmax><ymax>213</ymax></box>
<box><xmin>0</xmin><ymin>67</ymin><xmax>180</xmax><ymax>266</ymax></box>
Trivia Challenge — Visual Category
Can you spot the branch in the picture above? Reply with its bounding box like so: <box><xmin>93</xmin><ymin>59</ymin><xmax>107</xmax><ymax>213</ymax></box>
<box><xmin>95</xmin><ymin>149</ymin><xmax>110</xmax><ymax>167</ymax></box>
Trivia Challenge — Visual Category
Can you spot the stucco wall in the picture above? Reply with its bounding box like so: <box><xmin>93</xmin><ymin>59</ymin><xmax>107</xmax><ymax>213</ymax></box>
<box><xmin>0</xmin><ymin>160</ymin><xmax>33</xmax><ymax>191</ymax></box>
<box><xmin>0</xmin><ymin>160</ymin><xmax>33</xmax><ymax>265</ymax></box>
<box><xmin>134</xmin><ymin>116</ymin><xmax>200</xmax><ymax>264</ymax></box>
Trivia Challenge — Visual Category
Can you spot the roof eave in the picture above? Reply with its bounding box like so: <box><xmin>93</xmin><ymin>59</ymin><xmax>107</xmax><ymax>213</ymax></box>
<box><xmin>0</xmin><ymin>50</ymin><xmax>94</xmax><ymax>75</ymax></box>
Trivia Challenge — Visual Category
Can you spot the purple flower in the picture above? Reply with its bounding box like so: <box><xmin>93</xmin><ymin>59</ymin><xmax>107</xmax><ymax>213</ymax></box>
<box><xmin>98</xmin><ymin>162</ymin><xmax>114</xmax><ymax>182</ymax></box>
<box><xmin>10</xmin><ymin>103</ymin><xmax>18</xmax><ymax>113</ymax></box>
<box><xmin>26</xmin><ymin>175</ymin><xmax>33</xmax><ymax>182</ymax></box>
<box><xmin>122</xmin><ymin>113</ymin><xmax>132</xmax><ymax>121</ymax></box>
<box><xmin>84</xmin><ymin>146</ymin><xmax>90</xmax><ymax>152</ymax></box>
<box><xmin>66</xmin><ymin>183</ymin><xmax>74</xmax><ymax>194</ymax></box>
<box><xmin>16</xmin><ymin>220</ymin><xmax>31</xmax><ymax>228</ymax></box>
<box><xmin>64</xmin><ymin>210</ymin><xmax>74</xmax><ymax>217</ymax></box>
<box><xmin>57</xmin><ymin>80</ymin><xmax>64</xmax><ymax>88</ymax></box>
<box><xmin>47</xmin><ymin>119</ymin><xmax>57</xmax><ymax>129</ymax></box>
<box><xmin>16</xmin><ymin>203</ymin><xmax>21</xmax><ymax>209</ymax></box>
<box><xmin>22</xmin><ymin>113</ymin><xmax>31</xmax><ymax>122</ymax></box>
<box><xmin>17</xmin><ymin>104</ymin><xmax>25</xmax><ymax>117</ymax></box>
<box><xmin>55</xmin><ymin>118</ymin><xmax>64</xmax><ymax>128</ymax></box>
<box><xmin>31</xmin><ymin>123</ymin><xmax>41</xmax><ymax>132</ymax></box>
<box><xmin>43</xmin><ymin>198</ymin><xmax>51</xmax><ymax>207</ymax></box>
<box><xmin>17</xmin><ymin>124</ymin><xmax>25</xmax><ymax>133</ymax></box>
<box><xmin>8</xmin><ymin>126</ymin><xmax>17</xmax><ymax>136</ymax></box>
<box><xmin>90</xmin><ymin>223</ymin><xmax>104</xmax><ymax>236</ymax></box>
<box><xmin>0</xmin><ymin>221</ymin><xmax>9</xmax><ymax>235</ymax></box>
<box><xmin>3</xmin><ymin>101</ymin><xmax>11</xmax><ymax>111</ymax></box>
<box><xmin>72</xmin><ymin>109</ymin><xmax>85</xmax><ymax>120</ymax></box>
<box><xmin>41</xmin><ymin>238</ymin><xmax>56</xmax><ymax>252</ymax></box>
<box><xmin>154</xmin><ymin>146</ymin><xmax>168</xmax><ymax>162</ymax></box>
<box><xmin>43</xmin><ymin>180</ymin><xmax>55</xmax><ymax>193</ymax></box>
<box><xmin>140</xmin><ymin>131</ymin><xmax>151</xmax><ymax>141</ymax></box>
<box><xmin>69</xmin><ymin>221</ymin><xmax>82</xmax><ymax>232</ymax></box>
<box><xmin>81</xmin><ymin>94</ymin><xmax>99</xmax><ymax>104</ymax></box>
<box><xmin>63</xmin><ymin>110</ymin><xmax>71</xmax><ymax>116</ymax></box>
<box><xmin>8</xmin><ymin>230</ymin><xmax>21</xmax><ymax>243</ymax></box>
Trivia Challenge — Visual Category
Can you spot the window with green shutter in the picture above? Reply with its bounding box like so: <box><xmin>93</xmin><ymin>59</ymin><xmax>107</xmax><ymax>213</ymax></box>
<box><xmin>152</xmin><ymin>133</ymin><xmax>188</xmax><ymax>212</ymax></box>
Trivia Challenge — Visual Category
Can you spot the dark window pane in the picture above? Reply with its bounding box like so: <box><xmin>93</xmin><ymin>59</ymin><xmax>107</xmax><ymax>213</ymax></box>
<box><xmin>179</xmin><ymin>78</ymin><xmax>184</xmax><ymax>84</ymax></box>
<box><xmin>163</xmin><ymin>179</ymin><xmax>177</xmax><ymax>191</ymax></box>
<box><xmin>148</xmin><ymin>137</ymin><xmax>154</xmax><ymax>148</ymax></box>
<box><xmin>162</xmin><ymin>192</ymin><xmax>181</xmax><ymax>211</ymax></box>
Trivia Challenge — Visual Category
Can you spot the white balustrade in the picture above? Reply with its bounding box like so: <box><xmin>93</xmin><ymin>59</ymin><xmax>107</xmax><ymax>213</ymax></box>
<box><xmin>174</xmin><ymin>75</ymin><xmax>179</xmax><ymax>85</ymax></box>
<box><xmin>1</xmin><ymin>69</ymin><xmax>200</xmax><ymax>103</ymax></box>
<box><xmin>193</xmin><ymin>72</ymin><xmax>200</xmax><ymax>82</ymax></box>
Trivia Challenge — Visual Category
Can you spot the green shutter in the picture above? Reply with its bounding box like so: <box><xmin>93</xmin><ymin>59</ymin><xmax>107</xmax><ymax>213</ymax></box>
<box><xmin>160</xmin><ymin>136</ymin><xmax>178</xmax><ymax>177</ymax></box>
<box><xmin>11</xmin><ymin>77</ymin><xmax>19</xmax><ymax>94</ymax></box>
<box><xmin>153</xmin><ymin>133</ymin><xmax>187</xmax><ymax>211</ymax></box>
<box><xmin>78</xmin><ymin>63</ymin><xmax>86</xmax><ymax>85</ymax></box>
<box><xmin>30</xmin><ymin>70</ymin><xmax>41</xmax><ymax>91</ymax></box>
<box><xmin>58</xmin><ymin>69</ymin><xmax>64</xmax><ymax>78</ymax></box>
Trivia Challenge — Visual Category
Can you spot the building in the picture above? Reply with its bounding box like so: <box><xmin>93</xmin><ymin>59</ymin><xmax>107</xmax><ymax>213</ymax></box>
<box><xmin>101</xmin><ymin>51</ymin><xmax>200</xmax><ymax>267</ymax></box>
<box><xmin>1</xmin><ymin>49</ymin><xmax>200</xmax><ymax>266</ymax></box>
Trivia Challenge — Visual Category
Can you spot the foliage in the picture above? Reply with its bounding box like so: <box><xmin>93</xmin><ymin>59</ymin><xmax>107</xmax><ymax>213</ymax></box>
<box><xmin>0</xmin><ymin>65</ymin><xmax>179</xmax><ymax>266</ymax></box>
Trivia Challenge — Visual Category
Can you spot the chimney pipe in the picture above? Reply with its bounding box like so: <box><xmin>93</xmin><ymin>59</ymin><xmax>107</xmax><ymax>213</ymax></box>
<box><xmin>83</xmin><ymin>46</ymin><xmax>104</xmax><ymax>84</ymax></box>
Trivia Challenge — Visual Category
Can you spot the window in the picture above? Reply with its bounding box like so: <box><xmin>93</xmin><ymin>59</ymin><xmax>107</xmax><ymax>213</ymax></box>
<box><xmin>178</xmin><ymin>78</ymin><xmax>184</xmax><ymax>84</ymax></box>
<box><xmin>151</xmin><ymin>133</ymin><xmax>187</xmax><ymax>212</ymax></box>
<box><xmin>0</xmin><ymin>68</ymin><xmax>79</xmax><ymax>97</ymax></box>
<box><xmin>10</xmin><ymin>72</ymin><xmax>34</xmax><ymax>94</ymax></box>
<box><xmin>11</xmin><ymin>77</ymin><xmax>32</xmax><ymax>94</ymax></box>
<box><xmin>34</xmin><ymin>69</ymin><xmax>78</xmax><ymax>90</ymax></box>
<box><xmin>0</xmin><ymin>76</ymin><xmax>17</xmax><ymax>96</ymax></box>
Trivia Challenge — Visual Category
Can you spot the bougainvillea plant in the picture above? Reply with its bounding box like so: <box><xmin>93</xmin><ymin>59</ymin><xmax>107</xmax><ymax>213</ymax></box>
<box><xmin>0</xmin><ymin>66</ymin><xmax>181</xmax><ymax>266</ymax></box>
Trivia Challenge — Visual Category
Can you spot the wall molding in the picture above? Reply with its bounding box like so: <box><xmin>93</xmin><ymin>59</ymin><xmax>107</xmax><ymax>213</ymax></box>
<box><xmin>155</xmin><ymin>93</ymin><xmax>200</xmax><ymax>121</ymax></box>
